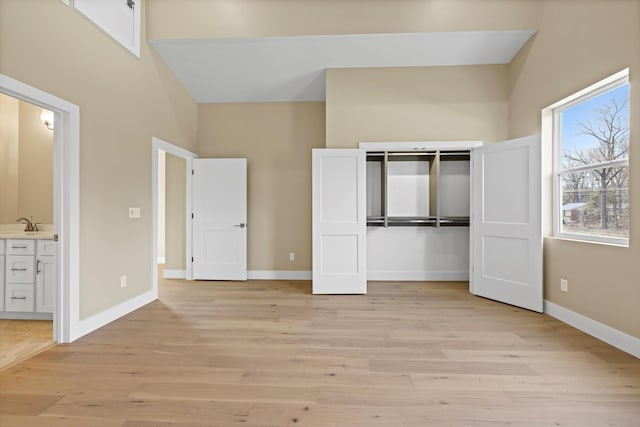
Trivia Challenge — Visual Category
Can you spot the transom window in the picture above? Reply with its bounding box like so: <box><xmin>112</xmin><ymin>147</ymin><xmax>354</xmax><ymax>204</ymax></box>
<box><xmin>553</xmin><ymin>70</ymin><xmax>630</xmax><ymax>246</ymax></box>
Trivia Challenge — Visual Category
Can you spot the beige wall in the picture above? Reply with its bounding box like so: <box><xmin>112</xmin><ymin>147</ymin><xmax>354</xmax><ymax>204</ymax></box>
<box><xmin>197</xmin><ymin>102</ymin><xmax>325</xmax><ymax>271</ymax></box>
<box><xmin>148</xmin><ymin>0</ymin><xmax>538</xmax><ymax>39</ymax></box>
<box><xmin>0</xmin><ymin>0</ymin><xmax>197</xmax><ymax>319</ymax></box>
<box><xmin>0</xmin><ymin>93</ymin><xmax>19</xmax><ymax>223</ymax></box>
<box><xmin>509</xmin><ymin>0</ymin><xmax>640</xmax><ymax>338</ymax></box>
<box><xmin>17</xmin><ymin>101</ymin><xmax>53</xmax><ymax>224</ymax></box>
<box><xmin>164</xmin><ymin>153</ymin><xmax>186</xmax><ymax>271</ymax></box>
<box><xmin>0</xmin><ymin>94</ymin><xmax>53</xmax><ymax>225</ymax></box>
<box><xmin>326</xmin><ymin>65</ymin><xmax>510</xmax><ymax>148</ymax></box>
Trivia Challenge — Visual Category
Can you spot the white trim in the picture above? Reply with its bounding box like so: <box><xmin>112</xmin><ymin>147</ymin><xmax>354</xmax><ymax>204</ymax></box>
<box><xmin>157</xmin><ymin>256</ymin><xmax>166</xmax><ymax>264</ymax></box>
<box><xmin>360</xmin><ymin>140</ymin><xmax>482</xmax><ymax>152</ymax></box>
<box><xmin>248</xmin><ymin>270</ymin><xmax>312</xmax><ymax>280</ymax></box>
<box><xmin>151</xmin><ymin>137</ymin><xmax>197</xmax><ymax>299</ymax></box>
<box><xmin>73</xmin><ymin>289</ymin><xmax>156</xmax><ymax>340</ymax></box>
<box><xmin>546</xmin><ymin>69</ymin><xmax>629</xmax><ymax>111</ymax></box>
<box><xmin>163</xmin><ymin>269</ymin><xmax>186</xmax><ymax>279</ymax></box>
<box><xmin>367</xmin><ymin>271</ymin><xmax>469</xmax><ymax>281</ymax></box>
<box><xmin>0</xmin><ymin>73</ymin><xmax>80</xmax><ymax>344</ymax></box>
<box><xmin>544</xmin><ymin>300</ymin><xmax>640</xmax><ymax>359</ymax></box>
<box><xmin>73</xmin><ymin>0</ymin><xmax>141</xmax><ymax>58</ymax></box>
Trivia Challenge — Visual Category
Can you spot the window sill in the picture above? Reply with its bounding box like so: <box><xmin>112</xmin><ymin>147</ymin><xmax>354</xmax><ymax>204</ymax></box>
<box><xmin>547</xmin><ymin>234</ymin><xmax>629</xmax><ymax>248</ymax></box>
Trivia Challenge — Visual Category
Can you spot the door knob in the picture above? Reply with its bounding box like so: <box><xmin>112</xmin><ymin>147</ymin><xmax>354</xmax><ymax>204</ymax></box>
<box><xmin>234</xmin><ymin>223</ymin><xmax>246</xmax><ymax>228</ymax></box>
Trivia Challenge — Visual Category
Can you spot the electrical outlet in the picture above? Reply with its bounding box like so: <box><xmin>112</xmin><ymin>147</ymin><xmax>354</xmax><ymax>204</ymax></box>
<box><xmin>289</xmin><ymin>252</ymin><xmax>295</xmax><ymax>262</ymax></box>
<box><xmin>560</xmin><ymin>278</ymin><xmax>568</xmax><ymax>292</ymax></box>
<box><xmin>120</xmin><ymin>275</ymin><xmax>127</xmax><ymax>288</ymax></box>
<box><xmin>128</xmin><ymin>207</ymin><xmax>141</xmax><ymax>218</ymax></box>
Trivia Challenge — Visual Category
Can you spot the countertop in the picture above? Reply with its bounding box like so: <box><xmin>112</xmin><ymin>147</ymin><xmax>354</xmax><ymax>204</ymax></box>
<box><xmin>0</xmin><ymin>224</ymin><xmax>55</xmax><ymax>240</ymax></box>
<box><xmin>0</xmin><ymin>231</ymin><xmax>55</xmax><ymax>240</ymax></box>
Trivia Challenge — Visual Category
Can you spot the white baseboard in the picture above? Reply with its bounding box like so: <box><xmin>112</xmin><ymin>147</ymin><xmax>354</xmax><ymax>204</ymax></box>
<box><xmin>71</xmin><ymin>289</ymin><xmax>157</xmax><ymax>342</ymax></box>
<box><xmin>367</xmin><ymin>270</ymin><xmax>469</xmax><ymax>281</ymax></box>
<box><xmin>544</xmin><ymin>300</ymin><xmax>640</xmax><ymax>359</ymax></box>
<box><xmin>157</xmin><ymin>256</ymin><xmax>165</xmax><ymax>264</ymax></box>
<box><xmin>163</xmin><ymin>269</ymin><xmax>186</xmax><ymax>279</ymax></box>
<box><xmin>248</xmin><ymin>270</ymin><xmax>312</xmax><ymax>280</ymax></box>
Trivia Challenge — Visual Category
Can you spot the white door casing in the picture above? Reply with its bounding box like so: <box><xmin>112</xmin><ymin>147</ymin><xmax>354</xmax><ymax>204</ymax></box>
<box><xmin>312</xmin><ymin>149</ymin><xmax>367</xmax><ymax>294</ymax></box>
<box><xmin>471</xmin><ymin>135</ymin><xmax>542</xmax><ymax>312</ymax></box>
<box><xmin>192</xmin><ymin>158</ymin><xmax>248</xmax><ymax>281</ymax></box>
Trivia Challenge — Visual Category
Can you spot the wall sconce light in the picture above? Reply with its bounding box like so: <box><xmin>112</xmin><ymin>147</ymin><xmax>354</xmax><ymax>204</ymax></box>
<box><xmin>40</xmin><ymin>109</ymin><xmax>54</xmax><ymax>130</ymax></box>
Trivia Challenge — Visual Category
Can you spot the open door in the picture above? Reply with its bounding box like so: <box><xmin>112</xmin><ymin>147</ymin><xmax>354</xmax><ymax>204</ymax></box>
<box><xmin>471</xmin><ymin>135</ymin><xmax>542</xmax><ymax>312</ymax></box>
<box><xmin>192</xmin><ymin>158</ymin><xmax>247</xmax><ymax>281</ymax></box>
<box><xmin>312</xmin><ymin>149</ymin><xmax>367</xmax><ymax>294</ymax></box>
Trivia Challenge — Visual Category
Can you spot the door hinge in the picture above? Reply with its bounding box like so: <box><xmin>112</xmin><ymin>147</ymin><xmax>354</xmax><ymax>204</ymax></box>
<box><xmin>191</xmin><ymin>257</ymin><xmax>194</xmax><ymax>262</ymax></box>
<box><xmin>126</xmin><ymin>0</ymin><xmax>135</xmax><ymax>11</ymax></box>
<box><xmin>192</xmin><ymin>169</ymin><xmax>194</xmax><ymax>175</ymax></box>
<box><xmin>192</xmin><ymin>213</ymin><xmax>194</xmax><ymax>219</ymax></box>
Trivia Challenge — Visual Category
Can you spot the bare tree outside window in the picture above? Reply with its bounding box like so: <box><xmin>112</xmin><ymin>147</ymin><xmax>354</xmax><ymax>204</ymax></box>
<box><xmin>558</xmin><ymin>82</ymin><xmax>629</xmax><ymax>239</ymax></box>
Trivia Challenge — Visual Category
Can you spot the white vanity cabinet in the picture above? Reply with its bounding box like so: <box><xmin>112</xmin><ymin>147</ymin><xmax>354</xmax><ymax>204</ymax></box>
<box><xmin>35</xmin><ymin>240</ymin><xmax>56</xmax><ymax>313</ymax></box>
<box><xmin>5</xmin><ymin>239</ymin><xmax>36</xmax><ymax>312</ymax></box>
<box><xmin>0</xmin><ymin>239</ymin><xmax>5</xmax><ymax>311</ymax></box>
<box><xmin>1</xmin><ymin>238</ymin><xmax>55</xmax><ymax>318</ymax></box>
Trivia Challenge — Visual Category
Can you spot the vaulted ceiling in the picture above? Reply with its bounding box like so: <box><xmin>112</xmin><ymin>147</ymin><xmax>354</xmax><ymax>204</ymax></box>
<box><xmin>151</xmin><ymin>30</ymin><xmax>536</xmax><ymax>103</ymax></box>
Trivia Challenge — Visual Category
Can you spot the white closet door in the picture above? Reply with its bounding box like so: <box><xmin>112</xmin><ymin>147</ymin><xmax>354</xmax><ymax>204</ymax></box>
<box><xmin>192</xmin><ymin>158</ymin><xmax>247</xmax><ymax>281</ymax></box>
<box><xmin>471</xmin><ymin>135</ymin><xmax>542</xmax><ymax>312</ymax></box>
<box><xmin>312</xmin><ymin>149</ymin><xmax>367</xmax><ymax>294</ymax></box>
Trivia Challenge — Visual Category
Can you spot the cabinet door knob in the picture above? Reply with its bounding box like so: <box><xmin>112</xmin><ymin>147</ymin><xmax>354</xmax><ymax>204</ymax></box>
<box><xmin>37</xmin><ymin>259</ymin><xmax>42</xmax><ymax>274</ymax></box>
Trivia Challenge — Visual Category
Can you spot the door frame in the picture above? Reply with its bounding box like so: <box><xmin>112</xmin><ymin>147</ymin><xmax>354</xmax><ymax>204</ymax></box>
<box><xmin>151</xmin><ymin>137</ymin><xmax>197</xmax><ymax>295</ymax></box>
<box><xmin>0</xmin><ymin>73</ymin><xmax>80</xmax><ymax>344</ymax></box>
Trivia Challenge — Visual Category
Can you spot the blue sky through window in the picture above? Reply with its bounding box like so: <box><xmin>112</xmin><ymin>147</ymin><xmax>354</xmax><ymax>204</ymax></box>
<box><xmin>561</xmin><ymin>83</ymin><xmax>629</xmax><ymax>153</ymax></box>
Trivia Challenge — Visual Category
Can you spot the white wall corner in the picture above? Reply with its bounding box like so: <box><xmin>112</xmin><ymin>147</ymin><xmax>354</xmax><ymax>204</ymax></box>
<box><xmin>544</xmin><ymin>300</ymin><xmax>640</xmax><ymax>359</ymax></box>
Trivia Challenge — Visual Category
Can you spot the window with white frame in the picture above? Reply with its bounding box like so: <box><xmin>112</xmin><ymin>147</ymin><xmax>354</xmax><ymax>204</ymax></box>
<box><xmin>552</xmin><ymin>70</ymin><xmax>630</xmax><ymax>245</ymax></box>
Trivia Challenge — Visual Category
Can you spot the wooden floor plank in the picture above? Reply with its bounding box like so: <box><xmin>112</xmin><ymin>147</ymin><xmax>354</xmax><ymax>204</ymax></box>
<box><xmin>0</xmin><ymin>277</ymin><xmax>638</xmax><ymax>426</ymax></box>
<box><xmin>0</xmin><ymin>319</ymin><xmax>53</xmax><ymax>371</ymax></box>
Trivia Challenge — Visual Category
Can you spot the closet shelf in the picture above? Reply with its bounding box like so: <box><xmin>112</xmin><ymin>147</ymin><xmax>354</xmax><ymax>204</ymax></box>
<box><xmin>367</xmin><ymin>216</ymin><xmax>469</xmax><ymax>227</ymax></box>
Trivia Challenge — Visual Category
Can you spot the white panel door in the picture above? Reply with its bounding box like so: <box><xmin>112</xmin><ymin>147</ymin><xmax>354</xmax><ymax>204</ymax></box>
<box><xmin>471</xmin><ymin>135</ymin><xmax>542</xmax><ymax>312</ymax></box>
<box><xmin>192</xmin><ymin>158</ymin><xmax>247</xmax><ymax>281</ymax></box>
<box><xmin>312</xmin><ymin>149</ymin><xmax>367</xmax><ymax>294</ymax></box>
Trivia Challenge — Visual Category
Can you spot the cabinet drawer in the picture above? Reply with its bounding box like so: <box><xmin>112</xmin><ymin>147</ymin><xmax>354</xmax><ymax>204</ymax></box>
<box><xmin>37</xmin><ymin>240</ymin><xmax>57</xmax><ymax>256</ymax></box>
<box><xmin>0</xmin><ymin>239</ymin><xmax>5</xmax><ymax>255</ymax></box>
<box><xmin>5</xmin><ymin>283</ymin><xmax>34</xmax><ymax>312</ymax></box>
<box><xmin>6</xmin><ymin>239</ymin><xmax>35</xmax><ymax>255</ymax></box>
<box><xmin>6</xmin><ymin>255</ymin><xmax>35</xmax><ymax>283</ymax></box>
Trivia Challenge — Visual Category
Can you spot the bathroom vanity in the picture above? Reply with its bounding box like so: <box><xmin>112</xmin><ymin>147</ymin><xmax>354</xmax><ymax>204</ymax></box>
<box><xmin>0</xmin><ymin>230</ymin><xmax>56</xmax><ymax>320</ymax></box>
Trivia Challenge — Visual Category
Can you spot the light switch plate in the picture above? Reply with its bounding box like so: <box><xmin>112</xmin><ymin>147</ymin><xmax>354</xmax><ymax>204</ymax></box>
<box><xmin>128</xmin><ymin>207</ymin><xmax>141</xmax><ymax>218</ymax></box>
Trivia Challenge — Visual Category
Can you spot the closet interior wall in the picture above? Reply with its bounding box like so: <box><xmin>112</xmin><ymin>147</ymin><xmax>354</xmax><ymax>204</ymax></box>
<box><xmin>361</xmin><ymin>141</ymin><xmax>480</xmax><ymax>281</ymax></box>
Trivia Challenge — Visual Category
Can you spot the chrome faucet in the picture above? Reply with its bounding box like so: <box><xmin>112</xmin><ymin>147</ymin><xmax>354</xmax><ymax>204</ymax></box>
<box><xmin>16</xmin><ymin>217</ymin><xmax>38</xmax><ymax>232</ymax></box>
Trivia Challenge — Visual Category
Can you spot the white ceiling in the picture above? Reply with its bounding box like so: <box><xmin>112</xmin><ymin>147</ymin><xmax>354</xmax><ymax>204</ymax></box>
<box><xmin>150</xmin><ymin>30</ymin><xmax>536</xmax><ymax>103</ymax></box>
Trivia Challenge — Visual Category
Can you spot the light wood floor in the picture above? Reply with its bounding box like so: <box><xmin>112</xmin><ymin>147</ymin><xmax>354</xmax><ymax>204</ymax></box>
<box><xmin>0</xmin><ymin>319</ymin><xmax>53</xmax><ymax>371</ymax></box>
<box><xmin>0</xmin><ymin>278</ymin><xmax>638</xmax><ymax>426</ymax></box>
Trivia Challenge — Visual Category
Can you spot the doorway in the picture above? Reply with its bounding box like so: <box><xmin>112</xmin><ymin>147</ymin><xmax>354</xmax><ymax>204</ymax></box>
<box><xmin>0</xmin><ymin>93</ymin><xmax>55</xmax><ymax>368</ymax></box>
<box><xmin>1</xmin><ymin>72</ymin><xmax>80</xmax><ymax>345</ymax></box>
<box><xmin>151</xmin><ymin>138</ymin><xmax>197</xmax><ymax>295</ymax></box>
